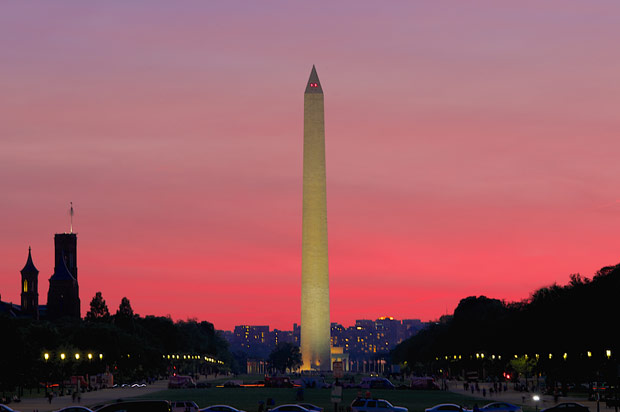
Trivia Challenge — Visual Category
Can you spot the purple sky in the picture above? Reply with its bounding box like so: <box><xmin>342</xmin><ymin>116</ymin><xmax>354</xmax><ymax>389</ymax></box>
<box><xmin>1</xmin><ymin>1</ymin><xmax>619</xmax><ymax>330</ymax></box>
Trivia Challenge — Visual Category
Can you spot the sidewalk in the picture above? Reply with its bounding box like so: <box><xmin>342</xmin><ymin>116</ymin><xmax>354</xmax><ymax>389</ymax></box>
<box><xmin>7</xmin><ymin>380</ymin><xmax>168</xmax><ymax>412</ymax></box>
<box><xmin>447</xmin><ymin>380</ymin><xmax>604</xmax><ymax>412</ymax></box>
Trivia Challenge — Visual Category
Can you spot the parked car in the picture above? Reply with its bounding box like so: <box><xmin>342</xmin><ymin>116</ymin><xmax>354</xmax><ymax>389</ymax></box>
<box><xmin>424</xmin><ymin>404</ymin><xmax>467</xmax><ymax>412</ymax></box>
<box><xmin>55</xmin><ymin>408</ymin><xmax>95</xmax><ymax>412</ymax></box>
<box><xmin>359</xmin><ymin>378</ymin><xmax>396</xmax><ymax>389</ymax></box>
<box><xmin>265</xmin><ymin>376</ymin><xmax>294</xmax><ymax>388</ymax></box>
<box><xmin>95</xmin><ymin>400</ymin><xmax>172</xmax><ymax>412</ymax></box>
<box><xmin>169</xmin><ymin>375</ymin><xmax>196</xmax><ymax>389</ymax></box>
<box><xmin>541</xmin><ymin>403</ymin><xmax>589</xmax><ymax>412</ymax></box>
<box><xmin>200</xmin><ymin>405</ymin><xmax>247</xmax><ymax>412</ymax></box>
<box><xmin>0</xmin><ymin>405</ymin><xmax>21</xmax><ymax>412</ymax></box>
<box><xmin>479</xmin><ymin>403</ymin><xmax>522</xmax><ymax>412</ymax></box>
<box><xmin>298</xmin><ymin>404</ymin><xmax>323</xmax><ymax>412</ymax></box>
<box><xmin>268</xmin><ymin>405</ymin><xmax>311</xmax><ymax>412</ymax></box>
<box><xmin>171</xmin><ymin>401</ymin><xmax>199</xmax><ymax>412</ymax></box>
<box><xmin>411</xmin><ymin>377</ymin><xmax>440</xmax><ymax>390</ymax></box>
<box><xmin>351</xmin><ymin>398</ymin><xmax>407</xmax><ymax>412</ymax></box>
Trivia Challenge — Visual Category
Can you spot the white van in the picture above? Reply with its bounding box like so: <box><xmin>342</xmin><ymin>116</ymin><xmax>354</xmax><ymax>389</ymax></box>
<box><xmin>171</xmin><ymin>400</ymin><xmax>199</xmax><ymax>412</ymax></box>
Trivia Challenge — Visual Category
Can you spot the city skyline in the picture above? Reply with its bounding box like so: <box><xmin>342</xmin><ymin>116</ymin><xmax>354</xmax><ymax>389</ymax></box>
<box><xmin>2</xmin><ymin>2</ymin><xmax>620</xmax><ymax>331</ymax></box>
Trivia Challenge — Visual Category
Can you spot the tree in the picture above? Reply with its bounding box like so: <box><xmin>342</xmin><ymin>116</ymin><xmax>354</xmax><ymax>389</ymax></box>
<box><xmin>268</xmin><ymin>343</ymin><xmax>302</xmax><ymax>373</ymax></box>
<box><xmin>116</xmin><ymin>297</ymin><xmax>134</xmax><ymax>319</ymax></box>
<box><xmin>86</xmin><ymin>291</ymin><xmax>110</xmax><ymax>321</ymax></box>
<box><xmin>114</xmin><ymin>297</ymin><xmax>135</xmax><ymax>331</ymax></box>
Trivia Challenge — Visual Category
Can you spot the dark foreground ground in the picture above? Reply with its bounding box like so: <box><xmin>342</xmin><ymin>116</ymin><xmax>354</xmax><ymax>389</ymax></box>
<box><xmin>12</xmin><ymin>379</ymin><xmax>602</xmax><ymax>412</ymax></box>
<box><xmin>136</xmin><ymin>387</ymin><xmax>498</xmax><ymax>412</ymax></box>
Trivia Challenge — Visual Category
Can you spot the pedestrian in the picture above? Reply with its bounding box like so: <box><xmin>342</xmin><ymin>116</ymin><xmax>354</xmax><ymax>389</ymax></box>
<box><xmin>483</xmin><ymin>388</ymin><xmax>486</xmax><ymax>397</ymax></box>
<box><xmin>48</xmin><ymin>393</ymin><xmax>53</xmax><ymax>404</ymax></box>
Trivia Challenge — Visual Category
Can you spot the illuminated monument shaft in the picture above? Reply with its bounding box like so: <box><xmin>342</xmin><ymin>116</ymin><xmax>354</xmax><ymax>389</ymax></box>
<box><xmin>301</xmin><ymin>66</ymin><xmax>331</xmax><ymax>371</ymax></box>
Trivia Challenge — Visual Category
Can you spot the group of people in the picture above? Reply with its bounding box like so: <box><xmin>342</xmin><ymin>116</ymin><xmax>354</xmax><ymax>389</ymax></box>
<box><xmin>463</xmin><ymin>381</ymin><xmax>509</xmax><ymax>397</ymax></box>
<box><xmin>45</xmin><ymin>389</ymin><xmax>81</xmax><ymax>404</ymax></box>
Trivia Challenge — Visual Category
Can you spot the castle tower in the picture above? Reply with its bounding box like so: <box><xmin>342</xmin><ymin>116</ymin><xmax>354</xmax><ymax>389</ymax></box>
<box><xmin>54</xmin><ymin>233</ymin><xmax>77</xmax><ymax>280</ymax></box>
<box><xmin>20</xmin><ymin>247</ymin><xmax>39</xmax><ymax>319</ymax></box>
<box><xmin>300</xmin><ymin>65</ymin><xmax>331</xmax><ymax>370</ymax></box>
<box><xmin>47</xmin><ymin>233</ymin><xmax>80</xmax><ymax>319</ymax></box>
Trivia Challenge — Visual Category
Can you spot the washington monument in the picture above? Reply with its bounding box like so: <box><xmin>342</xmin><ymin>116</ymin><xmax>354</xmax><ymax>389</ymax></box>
<box><xmin>300</xmin><ymin>65</ymin><xmax>331</xmax><ymax>371</ymax></box>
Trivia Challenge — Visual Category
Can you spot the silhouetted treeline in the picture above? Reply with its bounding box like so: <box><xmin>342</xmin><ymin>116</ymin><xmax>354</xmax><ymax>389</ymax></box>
<box><xmin>0</xmin><ymin>301</ymin><xmax>232</xmax><ymax>392</ymax></box>
<box><xmin>393</xmin><ymin>264</ymin><xmax>620</xmax><ymax>384</ymax></box>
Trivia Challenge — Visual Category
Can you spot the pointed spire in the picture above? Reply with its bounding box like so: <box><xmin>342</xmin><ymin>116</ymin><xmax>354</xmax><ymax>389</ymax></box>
<box><xmin>305</xmin><ymin>65</ymin><xmax>323</xmax><ymax>94</ymax></box>
<box><xmin>21</xmin><ymin>246</ymin><xmax>39</xmax><ymax>274</ymax></box>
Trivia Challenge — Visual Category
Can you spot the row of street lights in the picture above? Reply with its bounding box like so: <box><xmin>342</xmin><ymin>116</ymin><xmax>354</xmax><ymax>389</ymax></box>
<box><xmin>43</xmin><ymin>352</ymin><xmax>104</xmax><ymax>361</ymax></box>
<box><xmin>163</xmin><ymin>354</ymin><xmax>224</xmax><ymax>364</ymax></box>
<box><xmin>436</xmin><ymin>349</ymin><xmax>613</xmax><ymax>361</ymax></box>
<box><xmin>42</xmin><ymin>352</ymin><xmax>105</xmax><ymax>396</ymax></box>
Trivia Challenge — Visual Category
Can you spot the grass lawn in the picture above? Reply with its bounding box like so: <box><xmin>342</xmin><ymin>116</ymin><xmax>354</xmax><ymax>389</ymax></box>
<box><xmin>136</xmin><ymin>387</ymin><xmax>494</xmax><ymax>412</ymax></box>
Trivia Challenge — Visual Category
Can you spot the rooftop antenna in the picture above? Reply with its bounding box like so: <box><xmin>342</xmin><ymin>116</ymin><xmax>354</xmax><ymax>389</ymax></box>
<box><xmin>70</xmin><ymin>202</ymin><xmax>74</xmax><ymax>234</ymax></box>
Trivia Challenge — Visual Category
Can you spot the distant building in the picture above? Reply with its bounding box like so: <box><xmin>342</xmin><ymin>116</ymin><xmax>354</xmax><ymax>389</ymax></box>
<box><xmin>47</xmin><ymin>233</ymin><xmax>81</xmax><ymax>319</ymax></box>
<box><xmin>223</xmin><ymin>317</ymin><xmax>427</xmax><ymax>373</ymax></box>
<box><xmin>0</xmin><ymin>230</ymin><xmax>81</xmax><ymax>320</ymax></box>
<box><xmin>20</xmin><ymin>247</ymin><xmax>40</xmax><ymax>319</ymax></box>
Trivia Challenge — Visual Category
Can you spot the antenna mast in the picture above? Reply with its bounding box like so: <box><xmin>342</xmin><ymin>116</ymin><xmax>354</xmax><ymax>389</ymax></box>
<box><xmin>70</xmin><ymin>202</ymin><xmax>74</xmax><ymax>233</ymax></box>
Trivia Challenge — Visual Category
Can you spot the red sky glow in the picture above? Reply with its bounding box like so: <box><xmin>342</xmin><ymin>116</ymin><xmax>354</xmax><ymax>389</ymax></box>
<box><xmin>2</xmin><ymin>1</ymin><xmax>620</xmax><ymax>330</ymax></box>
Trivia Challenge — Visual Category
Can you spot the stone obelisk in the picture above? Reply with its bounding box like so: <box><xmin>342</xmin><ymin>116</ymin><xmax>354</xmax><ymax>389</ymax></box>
<box><xmin>300</xmin><ymin>65</ymin><xmax>331</xmax><ymax>371</ymax></box>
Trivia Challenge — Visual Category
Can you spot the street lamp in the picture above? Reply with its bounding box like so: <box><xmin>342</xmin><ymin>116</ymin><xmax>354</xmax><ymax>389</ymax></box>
<box><xmin>75</xmin><ymin>353</ymin><xmax>80</xmax><ymax>360</ymax></box>
<box><xmin>533</xmin><ymin>395</ymin><xmax>540</xmax><ymax>412</ymax></box>
<box><xmin>43</xmin><ymin>353</ymin><xmax>50</xmax><ymax>396</ymax></box>
<box><xmin>60</xmin><ymin>353</ymin><xmax>66</xmax><ymax>395</ymax></box>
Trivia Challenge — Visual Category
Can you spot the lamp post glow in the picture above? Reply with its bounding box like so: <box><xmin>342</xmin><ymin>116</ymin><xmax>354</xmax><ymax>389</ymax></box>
<box><xmin>60</xmin><ymin>353</ymin><xmax>66</xmax><ymax>395</ymax></box>
<box><xmin>43</xmin><ymin>352</ymin><xmax>50</xmax><ymax>396</ymax></box>
<box><xmin>75</xmin><ymin>353</ymin><xmax>80</xmax><ymax>360</ymax></box>
<box><xmin>533</xmin><ymin>395</ymin><xmax>540</xmax><ymax>412</ymax></box>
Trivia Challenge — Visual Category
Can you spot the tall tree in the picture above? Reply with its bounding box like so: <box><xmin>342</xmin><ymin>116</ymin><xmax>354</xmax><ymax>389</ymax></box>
<box><xmin>116</xmin><ymin>297</ymin><xmax>134</xmax><ymax>319</ymax></box>
<box><xmin>268</xmin><ymin>343</ymin><xmax>302</xmax><ymax>373</ymax></box>
<box><xmin>114</xmin><ymin>297</ymin><xmax>135</xmax><ymax>331</ymax></box>
<box><xmin>86</xmin><ymin>291</ymin><xmax>110</xmax><ymax>321</ymax></box>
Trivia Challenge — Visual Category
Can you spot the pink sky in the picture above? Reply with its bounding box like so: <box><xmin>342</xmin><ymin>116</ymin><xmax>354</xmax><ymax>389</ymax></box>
<box><xmin>1</xmin><ymin>1</ymin><xmax>620</xmax><ymax>331</ymax></box>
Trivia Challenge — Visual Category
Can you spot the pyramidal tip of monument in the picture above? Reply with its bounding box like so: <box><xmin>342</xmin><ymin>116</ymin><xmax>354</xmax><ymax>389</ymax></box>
<box><xmin>305</xmin><ymin>65</ymin><xmax>323</xmax><ymax>94</ymax></box>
